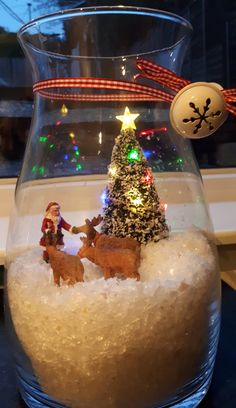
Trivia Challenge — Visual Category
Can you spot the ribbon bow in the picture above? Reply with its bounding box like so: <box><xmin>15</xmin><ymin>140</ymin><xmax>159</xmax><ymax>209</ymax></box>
<box><xmin>33</xmin><ymin>58</ymin><xmax>236</xmax><ymax>117</ymax></box>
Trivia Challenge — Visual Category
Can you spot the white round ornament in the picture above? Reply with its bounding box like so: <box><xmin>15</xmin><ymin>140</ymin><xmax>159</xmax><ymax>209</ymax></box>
<box><xmin>170</xmin><ymin>82</ymin><xmax>228</xmax><ymax>138</ymax></box>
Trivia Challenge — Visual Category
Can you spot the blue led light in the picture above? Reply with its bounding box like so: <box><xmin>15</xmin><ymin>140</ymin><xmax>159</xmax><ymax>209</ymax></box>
<box><xmin>143</xmin><ymin>150</ymin><xmax>152</xmax><ymax>158</ymax></box>
<box><xmin>100</xmin><ymin>189</ymin><xmax>108</xmax><ymax>206</ymax></box>
<box><xmin>64</xmin><ymin>154</ymin><xmax>69</xmax><ymax>160</ymax></box>
<box><xmin>73</xmin><ymin>146</ymin><xmax>79</xmax><ymax>151</ymax></box>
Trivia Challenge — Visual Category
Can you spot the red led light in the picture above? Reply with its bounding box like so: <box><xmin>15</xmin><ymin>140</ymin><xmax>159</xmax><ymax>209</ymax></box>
<box><xmin>142</xmin><ymin>169</ymin><xmax>153</xmax><ymax>184</ymax></box>
<box><xmin>138</xmin><ymin>127</ymin><xmax>167</xmax><ymax>137</ymax></box>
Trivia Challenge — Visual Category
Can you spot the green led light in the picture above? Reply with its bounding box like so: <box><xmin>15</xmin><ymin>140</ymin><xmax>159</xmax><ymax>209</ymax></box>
<box><xmin>75</xmin><ymin>150</ymin><xmax>80</xmax><ymax>156</ymax></box>
<box><xmin>39</xmin><ymin>136</ymin><xmax>47</xmax><ymax>143</ymax></box>
<box><xmin>176</xmin><ymin>157</ymin><xmax>184</xmax><ymax>164</ymax></box>
<box><xmin>32</xmin><ymin>165</ymin><xmax>37</xmax><ymax>173</ymax></box>
<box><xmin>49</xmin><ymin>144</ymin><xmax>54</xmax><ymax>149</ymax></box>
<box><xmin>39</xmin><ymin>166</ymin><xmax>45</xmax><ymax>175</ymax></box>
<box><xmin>76</xmin><ymin>163</ymin><xmax>82</xmax><ymax>171</ymax></box>
<box><xmin>127</xmin><ymin>148</ymin><xmax>140</xmax><ymax>162</ymax></box>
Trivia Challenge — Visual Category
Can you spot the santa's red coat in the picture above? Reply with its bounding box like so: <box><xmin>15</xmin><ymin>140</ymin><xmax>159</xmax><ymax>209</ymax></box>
<box><xmin>40</xmin><ymin>217</ymin><xmax>72</xmax><ymax>247</ymax></box>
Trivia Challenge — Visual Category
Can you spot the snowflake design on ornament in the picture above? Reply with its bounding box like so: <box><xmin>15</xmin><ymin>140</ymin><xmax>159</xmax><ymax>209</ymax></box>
<box><xmin>183</xmin><ymin>98</ymin><xmax>222</xmax><ymax>134</ymax></box>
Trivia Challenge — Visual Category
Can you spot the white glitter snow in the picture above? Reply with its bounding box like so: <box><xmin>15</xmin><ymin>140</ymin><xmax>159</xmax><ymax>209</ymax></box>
<box><xmin>7</xmin><ymin>229</ymin><xmax>220</xmax><ymax>408</ymax></box>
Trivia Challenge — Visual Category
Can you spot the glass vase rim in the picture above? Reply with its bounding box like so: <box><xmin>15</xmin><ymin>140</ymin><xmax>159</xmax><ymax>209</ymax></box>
<box><xmin>17</xmin><ymin>5</ymin><xmax>193</xmax><ymax>61</ymax></box>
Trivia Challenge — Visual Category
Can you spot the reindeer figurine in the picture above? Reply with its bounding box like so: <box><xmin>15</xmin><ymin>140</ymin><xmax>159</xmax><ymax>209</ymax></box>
<box><xmin>77</xmin><ymin>215</ymin><xmax>141</xmax><ymax>281</ymax></box>
<box><xmin>45</xmin><ymin>232</ymin><xmax>84</xmax><ymax>286</ymax></box>
<box><xmin>77</xmin><ymin>215</ymin><xmax>141</xmax><ymax>259</ymax></box>
<box><xmin>78</xmin><ymin>237</ymin><xmax>140</xmax><ymax>281</ymax></box>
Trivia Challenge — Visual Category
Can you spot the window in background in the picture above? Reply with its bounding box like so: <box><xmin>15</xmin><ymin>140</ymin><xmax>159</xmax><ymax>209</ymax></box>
<box><xmin>0</xmin><ymin>20</ymin><xmax>31</xmax><ymax>177</ymax></box>
<box><xmin>181</xmin><ymin>0</ymin><xmax>236</xmax><ymax>168</ymax></box>
<box><xmin>0</xmin><ymin>0</ymin><xmax>236</xmax><ymax>178</ymax></box>
<box><xmin>0</xmin><ymin>0</ymin><xmax>86</xmax><ymax>177</ymax></box>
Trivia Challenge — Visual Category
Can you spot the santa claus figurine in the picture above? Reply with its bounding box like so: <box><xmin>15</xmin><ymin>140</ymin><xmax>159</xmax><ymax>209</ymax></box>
<box><xmin>40</xmin><ymin>202</ymin><xmax>79</xmax><ymax>262</ymax></box>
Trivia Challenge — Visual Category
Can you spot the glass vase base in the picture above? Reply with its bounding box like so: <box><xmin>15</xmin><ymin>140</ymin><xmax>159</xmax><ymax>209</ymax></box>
<box><xmin>158</xmin><ymin>374</ymin><xmax>213</xmax><ymax>408</ymax></box>
<box><xmin>17</xmin><ymin>366</ymin><xmax>64</xmax><ymax>408</ymax></box>
<box><xmin>18</xmin><ymin>366</ymin><xmax>212</xmax><ymax>408</ymax></box>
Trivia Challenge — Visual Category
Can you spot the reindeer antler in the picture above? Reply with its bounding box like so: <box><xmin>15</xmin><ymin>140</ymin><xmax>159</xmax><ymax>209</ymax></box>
<box><xmin>91</xmin><ymin>214</ymin><xmax>103</xmax><ymax>226</ymax></box>
<box><xmin>45</xmin><ymin>231</ymin><xmax>57</xmax><ymax>247</ymax></box>
<box><xmin>77</xmin><ymin>215</ymin><xmax>103</xmax><ymax>244</ymax></box>
<box><xmin>80</xmin><ymin>236</ymin><xmax>91</xmax><ymax>246</ymax></box>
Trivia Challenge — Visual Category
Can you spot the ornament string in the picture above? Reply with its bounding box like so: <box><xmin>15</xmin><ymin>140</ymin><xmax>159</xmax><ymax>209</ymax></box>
<box><xmin>33</xmin><ymin>58</ymin><xmax>236</xmax><ymax>116</ymax></box>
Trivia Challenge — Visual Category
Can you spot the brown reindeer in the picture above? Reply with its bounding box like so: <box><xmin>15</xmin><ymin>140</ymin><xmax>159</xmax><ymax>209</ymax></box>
<box><xmin>44</xmin><ymin>233</ymin><xmax>84</xmax><ymax>286</ymax></box>
<box><xmin>77</xmin><ymin>215</ymin><xmax>140</xmax><ymax>259</ymax></box>
<box><xmin>78</xmin><ymin>237</ymin><xmax>140</xmax><ymax>281</ymax></box>
<box><xmin>46</xmin><ymin>246</ymin><xmax>84</xmax><ymax>286</ymax></box>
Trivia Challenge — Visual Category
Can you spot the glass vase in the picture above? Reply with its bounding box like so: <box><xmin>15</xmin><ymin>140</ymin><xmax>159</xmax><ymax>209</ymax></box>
<box><xmin>5</xmin><ymin>7</ymin><xmax>221</xmax><ymax>408</ymax></box>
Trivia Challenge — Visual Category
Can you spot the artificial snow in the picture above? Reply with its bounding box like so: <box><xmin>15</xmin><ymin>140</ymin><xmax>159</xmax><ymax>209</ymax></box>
<box><xmin>7</xmin><ymin>229</ymin><xmax>220</xmax><ymax>408</ymax></box>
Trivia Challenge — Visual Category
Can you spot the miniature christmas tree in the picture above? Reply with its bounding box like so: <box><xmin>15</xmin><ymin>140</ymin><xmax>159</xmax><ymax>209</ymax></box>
<box><xmin>102</xmin><ymin>107</ymin><xmax>169</xmax><ymax>244</ymax></box>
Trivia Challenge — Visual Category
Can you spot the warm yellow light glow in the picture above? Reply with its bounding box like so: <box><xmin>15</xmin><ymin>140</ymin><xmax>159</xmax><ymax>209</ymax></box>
<box><xmin>61</xmin><ymin>104</ymin><xmax>68</xmax><ymax>117</ymax></box>
<box><xmin>98</xmin><ymin>131</ymin><xmax>102</xmax><ymax>145</ymax></box>
<box><xmin>109</xmin><ymin>165</ymin><xmax>117</xmax><ymax>177</ymax></box>
<box><xmin>121</xmin><ymin>65</ymin><xmax>126</xmax><ymax>76</ymax></box>
<box><xmin>131</xmin><ymin>196</ymin><xmax>143</xmax><ymax>206</ymax></box>
<box><xmin>116</xmin><ymin>106</ymin><xmax>140</xmax><ymax>130</ymax></box>
<box><xmin>69</xmin><ymin>132</ymin><xmax>75</xmax><ymax>139</ymax></box>
<box><xmin>126</xmin><ymin>188</ymin><xmax>143</xmax><ymax>207</ymax></box>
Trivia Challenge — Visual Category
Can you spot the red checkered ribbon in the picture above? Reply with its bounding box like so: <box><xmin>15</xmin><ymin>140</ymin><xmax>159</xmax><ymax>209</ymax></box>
<box><xmin>33</xmin><ymin>58</ymin><xmax>236</xmax><ymax>114</ymax></box>
<box><xmin>222</xmin><ymin>89</ymin><xmax>236</xmax><ymax>116</ymax></box>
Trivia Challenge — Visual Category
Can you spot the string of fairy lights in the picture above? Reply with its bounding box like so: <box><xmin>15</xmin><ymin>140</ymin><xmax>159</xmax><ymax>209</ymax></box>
<box><xmin>32</xmin><ymin>104</ymin><xmax>83</xmax><ymax>176</ymax></box>
<box><xmin>101</xmin><ymin>106</ymin><xmax>169</xmax><ymax>243</ymax></box>
<box><xmin>101</xmin><ymin>107</ymin><xmax>156</xmax><ymax>210</ymax></box>
<box><xmin>32</xmin><ymin>103</ymin><xmax>190</xmax><ymax>178</ymax></box>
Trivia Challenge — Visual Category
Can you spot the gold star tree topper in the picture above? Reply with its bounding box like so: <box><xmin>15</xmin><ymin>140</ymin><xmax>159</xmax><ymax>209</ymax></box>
<box><xmin>116</xmin><ymin>106</ymin><xmax>140</xmax><ymax>130</ymax></box>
